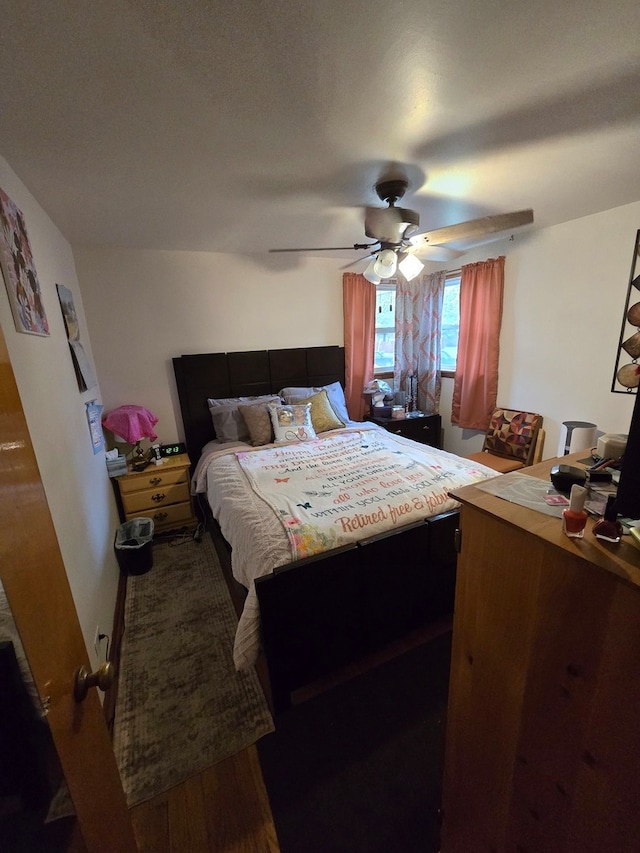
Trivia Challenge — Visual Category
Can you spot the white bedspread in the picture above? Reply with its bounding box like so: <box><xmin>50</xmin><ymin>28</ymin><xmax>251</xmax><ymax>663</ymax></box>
<box><xmin>194</xmin><ymin>425</ymin><xmax>497</xmax><ymax>670</ymax></box>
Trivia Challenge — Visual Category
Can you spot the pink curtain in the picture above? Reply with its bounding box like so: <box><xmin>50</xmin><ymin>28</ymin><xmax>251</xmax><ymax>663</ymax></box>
<box><xmin>451</xmin><ymin>256</ymin><xmax>505</xmax><ymax>429</ymax></box>
<box><xmin>343</xmin><ymin>272</ymin><xmax>375</xmax><ymax>421</ymax></box>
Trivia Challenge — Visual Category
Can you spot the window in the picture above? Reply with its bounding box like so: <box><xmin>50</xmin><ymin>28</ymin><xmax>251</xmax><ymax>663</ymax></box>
<box><xmin>373</xmin><ymin>274</ymin><xmax>460</xmax><ymax>376</ymax></box>
<box><xmin>373</xmin><ymin>284</ymin><xmax>396</xmax><ymax>374</ymax></box>
<box><xmin>441</xmin><ymin>274</ymin><xmax>460</xmax><ymax>374</ymax></box>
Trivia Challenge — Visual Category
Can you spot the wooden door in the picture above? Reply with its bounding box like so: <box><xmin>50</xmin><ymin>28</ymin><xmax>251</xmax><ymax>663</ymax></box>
<box><xmin>0</xmin><ymin>323</ymin><xmax>137</xmax><ymax>851</ymax></box>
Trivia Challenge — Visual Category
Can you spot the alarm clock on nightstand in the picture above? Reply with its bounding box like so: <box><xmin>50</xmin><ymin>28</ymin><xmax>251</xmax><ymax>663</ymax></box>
<box><xmin>160</xmin><ymin>442</ymin><xmax>186</xmax><ymax>457</ymax></box>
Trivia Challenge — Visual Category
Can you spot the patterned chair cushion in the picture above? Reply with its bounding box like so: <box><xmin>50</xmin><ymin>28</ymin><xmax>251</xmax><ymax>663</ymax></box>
<box><xmin>482</xmin><ymin>409</ymin><xmax>542</xmax><ymax>463</ymax></box>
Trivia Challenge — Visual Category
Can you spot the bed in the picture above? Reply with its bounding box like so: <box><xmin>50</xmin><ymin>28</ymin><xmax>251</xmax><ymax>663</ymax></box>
<box><xmin>173</xmin><ymin>346</ymin><xmax>496</xmax><ymax>712</ymax></box>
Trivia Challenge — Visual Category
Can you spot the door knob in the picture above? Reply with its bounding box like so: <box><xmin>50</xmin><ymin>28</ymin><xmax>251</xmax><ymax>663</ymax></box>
<box><xmin>74</xmin><ymin>662</ymin><xmax>115</xmax><ymax>702</ymax></box>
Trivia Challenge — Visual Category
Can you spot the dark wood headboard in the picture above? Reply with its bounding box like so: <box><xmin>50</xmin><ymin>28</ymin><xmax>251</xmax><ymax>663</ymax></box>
<box><xmin>173</xmin><ymin>346</ymin><xmax>345</xmax><ymax>461</ymax></box>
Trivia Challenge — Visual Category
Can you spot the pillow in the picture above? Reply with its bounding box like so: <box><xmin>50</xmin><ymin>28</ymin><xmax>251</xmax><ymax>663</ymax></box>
<box><xmin>279</xmin><ymin>381</ymin><xmax>350</xmax><ymax>424</ymax></box>
<box><xmin>268</xmin><ymin>403</ymin><xmax>317</xmax><ymax>443</ymax></box>
<box><xmin>210</xmin><ymin>395</ymin><xmax>280</xmax><ymax>443</ymax></box>
<box><xmin>210</xmin><ymin>404</ymin><xmax>250</xmax><ymax>443</ymax></box>
<box><xmin>207</xmin><ymin>394</ymin><xmax>278</xmax><ymax>409</ymax></box>
<box><xmin>238</xmin><ymin>401</ymin><xmax>277</xmax><ymax>446</ymax></box>
<box><xmin>294</xmin><ymin>389</ymin><xmax>344</xmax><ymax>433</ymax></box>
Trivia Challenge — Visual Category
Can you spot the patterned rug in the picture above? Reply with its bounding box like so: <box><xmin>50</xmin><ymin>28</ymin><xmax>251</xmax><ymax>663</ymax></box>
<box><xmin>113</xmin><ymin>533</ymin><xmax>274</xmax><ymax>806</ymax></box>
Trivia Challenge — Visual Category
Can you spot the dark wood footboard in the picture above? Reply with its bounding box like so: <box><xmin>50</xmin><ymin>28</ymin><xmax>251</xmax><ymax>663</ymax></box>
<box><xmin>255</xmin><ymin>510</ymin><xmax>459</xmax><ymax>714</ymax></box>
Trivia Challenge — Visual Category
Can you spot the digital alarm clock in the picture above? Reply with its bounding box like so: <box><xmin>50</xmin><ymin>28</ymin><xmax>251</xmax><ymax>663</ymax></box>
<box><xmin>159</xmin><ymin>442</ymin><xmax>186</xmax><ymax>457</ymax></box>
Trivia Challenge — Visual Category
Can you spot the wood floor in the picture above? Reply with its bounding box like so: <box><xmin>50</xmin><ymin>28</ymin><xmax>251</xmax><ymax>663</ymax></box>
<box><xmin>130</xmin><ymin>745</ymin><xmax>279</xmax><ymax>853</ymax></box>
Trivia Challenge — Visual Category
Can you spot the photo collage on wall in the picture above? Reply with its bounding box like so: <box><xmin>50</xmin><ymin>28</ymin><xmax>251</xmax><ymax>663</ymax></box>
<box><xmin>0</xmin><ymin>187</ymin><xmax>49</xmax><ymax>335</ymax></box>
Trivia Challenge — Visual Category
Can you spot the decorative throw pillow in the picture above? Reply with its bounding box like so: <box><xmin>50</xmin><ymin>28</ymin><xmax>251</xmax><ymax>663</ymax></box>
<box><xmin>483</xmin><ymin>409</ymin><xmax>541</xmax><ymax>461</ymax></box>
<box><xmin>237</xmin><ymin>400</ymin><xmax>278</xmax><ymax>446</ymax></box>
<box><xmin>294</xmin><ymin>389</ymin><xmax>344</xmax><ymax>433</ymax></box>
<box><xmin>279</xmin><ymin>381</ymin><xmax>350</xmax><ymax>424</ymax></box>
<box><xmin>268</xmin><ymin>403</ymin><xmax>317</xmax><ymax>443</ymax></box>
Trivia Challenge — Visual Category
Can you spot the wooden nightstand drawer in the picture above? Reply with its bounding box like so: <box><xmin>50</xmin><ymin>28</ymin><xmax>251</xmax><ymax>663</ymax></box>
<box><xmin>118</xmin><ymin>466</ymin><xmax>187</xmax><ymax>495</ymax></box>
<box><xmin>127</xmin><ymin>500</ymin><xmax>194</xmax><ymax>532</ymax></box>
<box><xmin>121</xmin><ymin>481</ymin><xmax>191</xmax><ymax>515</ymax></box>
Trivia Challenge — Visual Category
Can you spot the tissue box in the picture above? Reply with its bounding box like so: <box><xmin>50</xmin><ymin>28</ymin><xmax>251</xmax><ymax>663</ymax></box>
<box><xmin>106</xmin><ymin>455</ymin><xmax>128</xmax><ymax>478</ymax></box>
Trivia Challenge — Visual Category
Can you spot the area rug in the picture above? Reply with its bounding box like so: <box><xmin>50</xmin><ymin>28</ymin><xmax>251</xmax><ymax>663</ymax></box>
<box><xmin>113</xmin><ymin>533</ymin><xmax>274</xmax><ymax>806</ymax></box>
<box><xmin>258</xmin><ymin>630</ymin><xmax>452</xmax><ymax>853</ymax></box>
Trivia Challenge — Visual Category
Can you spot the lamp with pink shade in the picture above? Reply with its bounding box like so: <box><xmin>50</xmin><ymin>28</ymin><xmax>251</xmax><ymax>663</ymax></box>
<box><xmin>102</xmin><ymin>405</ymin><xmax>159</xmax><ymax>471</ymax></box>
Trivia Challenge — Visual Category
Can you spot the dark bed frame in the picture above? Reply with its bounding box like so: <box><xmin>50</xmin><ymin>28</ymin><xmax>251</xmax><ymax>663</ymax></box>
<box><xmin>173</xmin><ymin>345</ymin><xmax>458</xmax><ymax>713</ymax></box>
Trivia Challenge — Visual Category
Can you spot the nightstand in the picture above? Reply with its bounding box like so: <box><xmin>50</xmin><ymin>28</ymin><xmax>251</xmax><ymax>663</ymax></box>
<box><xmin>366</xmin><ymin>412</ymin><xmax>442</xmax><ymax>448</ymax></box>
<box><xmin>114</xmin><ymin>453</ymin><xmax>197</xmax><ymax>534</ymax></box>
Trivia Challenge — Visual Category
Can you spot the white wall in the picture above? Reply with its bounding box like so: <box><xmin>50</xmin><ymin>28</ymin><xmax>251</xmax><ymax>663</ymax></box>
<box><xmin>77</xmin><ymin>201</ymin><xmax>640</xmax><ymax>465</ymax></box>
<box><xmin>440</xmin><ymin>201</ymin><xmax>640</xmax><ymax>459</ymax></box>
<box><xmin>0</xmin><ymin>155</ymin><xmax>121</xmax><ymax>670</ymax></box>
<box><xmin>74</xmin><ymin>248</ymin><xmax>344</xmax><ymax>448</ymax></box>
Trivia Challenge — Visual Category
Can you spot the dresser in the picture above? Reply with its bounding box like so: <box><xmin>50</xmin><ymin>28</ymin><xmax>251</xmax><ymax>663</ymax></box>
<box><xmin>114</xmin><ymin>453</ymin><xmax>197</xmax><ymax>534</ymax></box>
<box><xmin>441</xmin><ymin>453</ymin><xmax>640</xmax><ymax>852</ymax></box>
<box><xmin>365</xmin><ymin>412</ymin><xmax>442</xmax><ymax>448</ymax></box>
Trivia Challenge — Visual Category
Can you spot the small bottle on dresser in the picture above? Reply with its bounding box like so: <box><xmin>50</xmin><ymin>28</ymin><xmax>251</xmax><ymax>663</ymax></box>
<box><xmin>592</xmin><ymin>494</ymin><xmax>623</xmax><ymax>543</ymax></box>
<box><xmin>562</xmin><ymin>484</ymin><xmax>588</xmax><ymax>538</ymax></box>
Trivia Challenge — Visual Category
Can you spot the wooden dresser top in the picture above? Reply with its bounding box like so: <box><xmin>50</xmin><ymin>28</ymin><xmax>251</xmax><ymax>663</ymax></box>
<box><xmin>450</xmin><ymin>451</ymin><xmax>640</xmax><ymax>591</ymax></box>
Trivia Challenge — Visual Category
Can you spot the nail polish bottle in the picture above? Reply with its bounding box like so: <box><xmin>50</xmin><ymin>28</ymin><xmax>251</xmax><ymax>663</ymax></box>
<box><xmin>593</xmin><ymin>495</ymin><xmax>623</xmax><ymax>543</ymax></box>
<box><xmin>562</xmin><ymin>484</ymin><xmax>588</xmax><ymax>538</ymax></box>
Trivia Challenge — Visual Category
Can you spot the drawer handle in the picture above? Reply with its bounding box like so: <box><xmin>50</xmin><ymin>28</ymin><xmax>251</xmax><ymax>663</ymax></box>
<box><xmin>153</xmin><ymin>511</ymin><xmax>168</xmax><ymax>522</ymax></box>
<box><xmin>393</xmin><ymin>428</ymin><xmax>402</xmax><ymax>433</ymax></box>
<box><xmin>149</xmin><ymin>476</ymin><xmax>162</xmax><ymax>486</ymax></box>
<box><xmin>151</xmin><ymin>492</ymin><xmax>166</xmax><ymax>502</ymax></box>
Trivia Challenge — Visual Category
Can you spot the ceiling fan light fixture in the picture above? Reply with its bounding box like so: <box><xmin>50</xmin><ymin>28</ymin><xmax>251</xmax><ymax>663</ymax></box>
<box><xmin>398</xmin><ymin>252</ymin><xmax>424</xmax><ymax>281</ymax></box>
<box><xmin>364</xmin><ymin>207</ymin><xmax>420</xmax><ymax>243</ymax></box>
<box><xmin>373</xmin><ymin>248</ymin><xmax>398</xmax><ymax>279</ymax></box>
<box><xmin>363</xmin><ymin>258</ymin><xmax>381</xmax><ymax>284</ymax></box>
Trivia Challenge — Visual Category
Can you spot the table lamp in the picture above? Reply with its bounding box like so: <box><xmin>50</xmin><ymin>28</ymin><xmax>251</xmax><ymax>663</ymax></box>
<box><xmin>102</xmin><ymin>405</ymin><xmax>159</xmax><ymax>470</ymax></box>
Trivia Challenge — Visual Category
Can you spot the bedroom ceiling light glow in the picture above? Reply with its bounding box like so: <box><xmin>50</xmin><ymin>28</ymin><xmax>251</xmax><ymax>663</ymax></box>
<box><xmin>373</xmin><ymin>248</ymin><xmax>398</xmax><ymax>279</ymax></box>
<box><xmin>398</xmin><ymin>252</ymin><xmax>424</xmax><ymax>281</ymax></box>
<box><xmin>364</xmin><ymin>247</ymin><xmax>425</xmax><ymax>283</ymax></box>
<box><xmin>363</xmin><ymin>258</ymin><xmax>381</xmax><ymax>284</ymax></box>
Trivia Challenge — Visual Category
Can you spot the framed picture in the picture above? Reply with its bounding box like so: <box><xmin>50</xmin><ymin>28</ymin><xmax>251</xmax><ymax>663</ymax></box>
<box><xmin>611</xmin><ymin>229</ymin><xmax>640</xmax><ymax>394</ymax></box>
<box><xmin>56</xmin><ymin>283</ymin><xmax>96</xmax><ymax>392</ymax></box>
<box><xmin>0</xmin><ymin>187</ymin><xmax>49</xmax><ymax>336</ymax></box>
<box><xmin>56</xmin><ymin>282</ymin><xmax>80</xmax><ymax>341</ymax></box>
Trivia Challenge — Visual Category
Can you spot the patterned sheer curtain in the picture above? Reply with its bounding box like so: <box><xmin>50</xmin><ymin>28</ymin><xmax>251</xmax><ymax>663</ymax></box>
<box><xmin>343</xmin><ymin>272</ymin><xmax>376</xmax><ymax>421</ymax></box>
<box><xmin>393</xmin><ymin>270</ymin><xmax>446</xmax><ymax>414</ymax></box>
<box><xmin>451</xmin><ymin>256</ymin><xmax>505</xmax><ymax>429</ymax></box>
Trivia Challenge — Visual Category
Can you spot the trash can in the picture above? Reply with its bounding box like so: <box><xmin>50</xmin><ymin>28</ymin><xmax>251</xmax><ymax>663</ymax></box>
<box><xmin>114</xmin><ymin>518</ymin><xmax>154</xmax><ymax>575</ymax></box>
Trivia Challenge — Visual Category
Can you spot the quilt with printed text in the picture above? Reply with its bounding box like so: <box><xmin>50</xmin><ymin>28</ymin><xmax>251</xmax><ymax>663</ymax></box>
<box><xmin>236</xmin><ymin>428</ymin><xmax>495</xmax><ymax>560</ymax></box>
<box><xmin>194</xmin><ymin>425</ymin><xmax>497</xmax><ymax>669</ymax></box>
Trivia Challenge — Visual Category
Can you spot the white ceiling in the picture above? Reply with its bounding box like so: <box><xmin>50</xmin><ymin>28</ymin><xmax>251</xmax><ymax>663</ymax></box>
<box><xmin>0</xmin><ymin>1</ymin><xmax>639</xmax><ymax>267</ymax></box>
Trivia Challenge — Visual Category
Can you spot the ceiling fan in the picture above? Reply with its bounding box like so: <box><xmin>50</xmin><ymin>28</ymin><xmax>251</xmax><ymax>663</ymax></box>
<box><xmin>269</xmin><ymin>178</ymin><xmax>533</xmax><ymax>283</ymax></box>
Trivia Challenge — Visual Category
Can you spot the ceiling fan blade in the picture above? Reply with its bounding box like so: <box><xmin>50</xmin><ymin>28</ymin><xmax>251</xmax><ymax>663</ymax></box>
<box><xmin>341</xmin><ymin>254</ymin><xmax>375</xmax><ymax>271</ymax></box>
<box><xmin>269</xmin><ymin>242</ymin><xmax>378</xmax><ymax>253</ymax></box>
<box><xmin>410</xmin><ymin>245</ymin><xmax>465</xmax><ymax>262</ymax></box>
<box><xmin>412</xmin><ymin>209</ymin><xmax>534</xmax><ymax>250</ymax></box>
